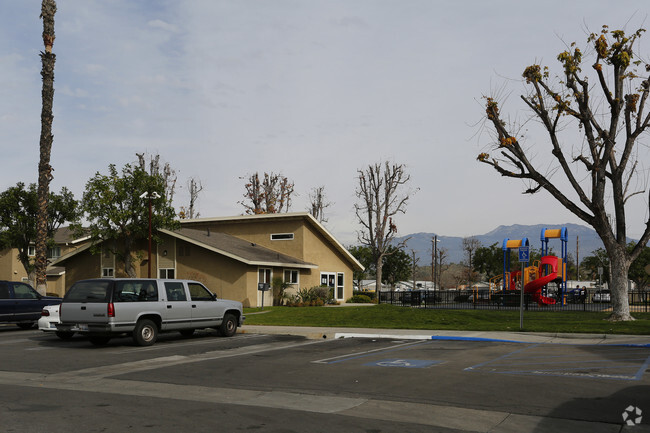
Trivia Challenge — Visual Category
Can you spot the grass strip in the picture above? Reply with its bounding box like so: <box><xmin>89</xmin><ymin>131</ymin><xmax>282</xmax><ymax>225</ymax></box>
<box><xmin>244</xmin><ymin>304</ymin><xmax>650</xmax><ymax>335</ymax></box>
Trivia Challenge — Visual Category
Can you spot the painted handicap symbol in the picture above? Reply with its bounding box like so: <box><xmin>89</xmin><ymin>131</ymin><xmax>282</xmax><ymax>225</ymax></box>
<box><xmin>377</xmin><ymin>359</ymin><xmax>414</xmax><ymax>367</ymax></box>
<box><xmin>366</xmin><ymin>359</ymin><xmax>442</xmax><ymax>368</ymax></box>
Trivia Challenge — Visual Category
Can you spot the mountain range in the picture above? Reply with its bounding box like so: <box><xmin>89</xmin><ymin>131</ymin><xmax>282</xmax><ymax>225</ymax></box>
<box><xmin>394</xmin><ymin>223</ymin><xmax>608</xmax><ymax>265</ymax></box>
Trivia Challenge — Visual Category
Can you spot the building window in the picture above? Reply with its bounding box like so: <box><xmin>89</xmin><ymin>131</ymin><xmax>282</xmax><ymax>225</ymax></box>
<box><xmin>47</xmin><ymin>246</ymin><xmax>61</xmax><ymax>259</ymax></box>
<box><xmin>28</xmin><ymin>246</ymin><xmax>35</xmax><ymax>257</ymax></box>
<box><xmin>159</xmin><ymin>268</ymin><xmax>175</xmax><ymax>279</ymax></box>
<box><xmin>102</xmin><ymin>268</ymin><xmax>114</xmax><ymax>278</ymax></box>
<box><xmin>284</xmin><ymin>269</ymin><xmax>299</xmax><ymax>285</ymax></box>
<box><xmin>259</xmin><ymin>268</ymin><xmax>272</xmax><ymax>284</ymax></box>
<box><xmin>271</xmin><ymin>233</ymin><xmax>294</xmax><ymax>241</ymax></box>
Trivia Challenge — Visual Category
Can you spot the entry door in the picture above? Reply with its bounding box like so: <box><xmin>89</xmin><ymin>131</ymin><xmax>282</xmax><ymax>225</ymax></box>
<box><xmin>321</xmin><ymin>272</ymin><xmax>344</xmax><ymax>301</ymax></box>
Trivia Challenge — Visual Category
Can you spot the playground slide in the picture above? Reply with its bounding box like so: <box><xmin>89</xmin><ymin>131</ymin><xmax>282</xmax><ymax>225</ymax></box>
<box><xmin>524</xmin><ymin>272</ymin><xmax>558</xmax><ymax>305</ymax></box>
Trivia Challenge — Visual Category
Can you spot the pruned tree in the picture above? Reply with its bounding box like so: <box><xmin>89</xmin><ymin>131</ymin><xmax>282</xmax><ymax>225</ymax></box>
<box><xmin>0</xmin><ymin>183</ymin><xmax>79</xmax><ymax>284</ymax></box>
<box><xmin>179</xmin><ymin>177</ymin><xmax>203</xmax><ymax>220</ymax></box>
<box><xmin>355</xmin><ymin>161</ymin><xmax>415</xmax><ymax>295</ymax></box>
<box><xmin>78</xmin><ymin>163</ymin><xmax>178</xmax><ymax>277</ymax></box>
<box><xmin>462</xmin><ymin>236</ymin><xmax>481</xmax><ymax>288</ymax></box>
<box><xmin>136</xmin><ymin>153</ymin><xmax>177</xmax><ymax>204</ymax></box>
<box><xmin>34</xmin><ymin>0</ymin><xmax>57</xmax><ymax>295</ymax></box>
<box><xmin>479</xmin><ymin>25</ymin><xmax>650</xmax><ymax>321</ymax></box>
<box><xmin>308</xmin><ymin>186</ymin><xmax>332</xmax><ymax>223</ymax></box>
<box><xmin>239</xmin><ymin>172</ymin><xmax>294</xmax><ymax>214</ymax></box>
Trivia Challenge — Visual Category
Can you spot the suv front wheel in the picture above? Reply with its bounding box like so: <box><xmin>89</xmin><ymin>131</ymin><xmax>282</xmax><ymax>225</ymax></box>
<box><xmin>133</xmin><ymin>319</ymin><xmax>158</xmax><ymax>346</ymax></box>
<box><xmin>218</xmin><ymin>313</ymin><xmax>237</xmax><ymax>337</ymax></box>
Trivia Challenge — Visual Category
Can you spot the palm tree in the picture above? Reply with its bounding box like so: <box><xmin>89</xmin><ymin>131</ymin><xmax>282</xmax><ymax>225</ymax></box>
<box><xmin>35</xmin><ymin>0</ymin><xmax>57</xmax><ymax>294</ymax></box>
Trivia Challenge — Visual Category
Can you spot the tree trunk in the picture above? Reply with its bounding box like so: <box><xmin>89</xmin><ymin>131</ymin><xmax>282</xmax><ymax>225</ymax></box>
<box><xmin>35</xmin><ymin>0</ymin><xmax>57</xmax><ymax>295</ymax></box>
<box><xmin>375</xmin><ymin>254</ymin><xmax>384</xmax><ymax>298</ymax></box>
<box><xmin>607</xmin><ymin>245</ymin><xmax>633</xmax><ymax>321</ymax></box>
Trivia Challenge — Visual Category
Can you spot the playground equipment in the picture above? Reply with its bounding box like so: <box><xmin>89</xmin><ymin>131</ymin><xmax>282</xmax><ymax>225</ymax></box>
<box><xmin>501</xmin><ymin>238</ymin><xmax>530</xmax><ymax>291</ymax></box>
<box><xmin>501</xmin><ymin>227</ymin><xmax>568</xmax><ymax>306</ymax></box>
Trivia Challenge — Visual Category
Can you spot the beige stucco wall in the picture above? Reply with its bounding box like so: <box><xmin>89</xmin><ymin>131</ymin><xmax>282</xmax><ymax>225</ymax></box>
<box><xmin>0</xmin><ymin>249</ymin><xmax>25</xmax><ymax>282</ymax></box>
<box><xmin>172</xmin><ymin>238</ymin><xmax>257</xmax><ymax>307</ymax></box>
<box><xmin>62</xmin><ymin>250</ymin><xmax>101</xmax><ymax>292</ymax></box>
<box><xmin>185</xmin><ymin>218</ymin><xmax>307</xmax><ymax>259</ymax></box>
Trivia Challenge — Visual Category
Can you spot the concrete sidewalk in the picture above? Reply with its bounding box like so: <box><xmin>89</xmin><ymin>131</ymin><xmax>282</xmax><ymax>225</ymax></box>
<box><xmin>241</xmin><ymin>325</ymin><xmax>650</xmax><ymax>346</ymax></box>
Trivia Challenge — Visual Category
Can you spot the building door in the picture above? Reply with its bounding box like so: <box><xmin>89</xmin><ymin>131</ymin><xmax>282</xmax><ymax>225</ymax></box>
<box><xmin>258</xmin><ymin>268</ymin><xmax>272</xmax><ymax>307</ymax></box>
<box><xmin>321</xmin><ymin>272</ymin><xmax>344</xmax><ymax>301</ymax></box>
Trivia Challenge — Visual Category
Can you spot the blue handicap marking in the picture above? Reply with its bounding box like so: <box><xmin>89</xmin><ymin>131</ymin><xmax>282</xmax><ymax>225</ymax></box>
<box><xmin>366</xmin><ymin>359</ymin><xmax>442</xmax><ymax>368</ymax></box>
<box><xmin>518</xmin><ymin>246</ymin><xmax>529</xmax><ymax>263</ymax></box>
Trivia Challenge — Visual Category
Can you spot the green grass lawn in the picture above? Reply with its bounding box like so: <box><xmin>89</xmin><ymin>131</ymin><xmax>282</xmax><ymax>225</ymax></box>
<box><xmin>243</xmin><ymin>304</ymin><xmax>650</xmax><ymax>335</ymax></box>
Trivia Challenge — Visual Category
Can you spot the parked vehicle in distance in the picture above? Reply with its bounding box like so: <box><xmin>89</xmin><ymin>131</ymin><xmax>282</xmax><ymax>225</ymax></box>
<box><xmin>567</xmin><ymin>288</ymin><xmax>587</xmax><ymax>304</ymax></box>
<box><xmin>57</xmin><ymin>279</ymin><xmax>244</xmax><ymax>346</ymax></box>
<box><xmin>39</xmin><ymin>304</ymin><xmax>75</xmax><ymax>340</ymax></box>
<box><xmin>0</xmin><ymin>281</ymin><xmax>62</xmax><ymax>329</ymax></box>
<box><xmin>592</xmin><ymin>290</ymin><xmax>611</xmax><ymax>303</ymax></box>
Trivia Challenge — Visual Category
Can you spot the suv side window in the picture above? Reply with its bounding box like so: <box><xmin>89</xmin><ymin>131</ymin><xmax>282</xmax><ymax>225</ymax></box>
<box><xmin>188</xmin><ymin>283</ymin><xmax>214</xmax><ymax>301</ymax></box>
<box><xmin>164</xmin><ymin>282</ymin><xmax>187</xmax><ymax>302</ymax></box>
<box><xmin>114</xmin><ymin>280</ymin><xmax>158</xmax><ymax>302</ymax></box>
<box><xmin>14</xmin><ymin>283</ymin><xmax>39</xmax><ymax>299</ymax></box>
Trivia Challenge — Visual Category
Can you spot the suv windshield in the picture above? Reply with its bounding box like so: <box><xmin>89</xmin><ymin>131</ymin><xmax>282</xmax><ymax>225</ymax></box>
<box><xmin>65</xmin><ymin>280</ymin><xmax>112</xmax><ymax>302</ymax></box>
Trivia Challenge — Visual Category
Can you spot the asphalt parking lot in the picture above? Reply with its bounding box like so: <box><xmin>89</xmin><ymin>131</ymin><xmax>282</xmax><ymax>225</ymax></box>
<box><xmin>1</xmin><ymin>325</ymin><xmax>650</xmax><ymax>432</ymax></box>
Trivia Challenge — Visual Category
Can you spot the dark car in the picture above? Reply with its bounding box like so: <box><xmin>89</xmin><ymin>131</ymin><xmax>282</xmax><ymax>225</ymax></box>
<box><xmin>0</xmin><ymin>281</ymin><xmax>62</xmax><ymax>329</ymax></box>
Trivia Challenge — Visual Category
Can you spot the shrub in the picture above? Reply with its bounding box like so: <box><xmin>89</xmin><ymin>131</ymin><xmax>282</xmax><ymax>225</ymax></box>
<box><xmin>346</xmin><ymin>294</ymin><xmax>373</xmax><ymax>303</ymax></box>
<box><xmin>287</xmin><ymin>286</ymin><xmax>330</xmax><ymax>307</ymax></box>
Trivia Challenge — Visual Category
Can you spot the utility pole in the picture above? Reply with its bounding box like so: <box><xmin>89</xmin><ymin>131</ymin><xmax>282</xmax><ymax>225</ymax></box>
<box><xmin>412</xmin><ymin>250</ymin><xmax>417</xmax><ymax>292</ymax></box>
<box><xmin>576</xmin><ymin>235</ymin><xmax>580</xmax><ymax>281</ymax></box>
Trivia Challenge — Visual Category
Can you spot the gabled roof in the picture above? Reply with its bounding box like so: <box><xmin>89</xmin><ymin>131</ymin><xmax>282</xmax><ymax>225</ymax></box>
<box><xmin>179</xmin><ymin>212</ymin><xmax>364</xmax><ymax>271</ymax></box>
<box><xmin>161</xmin><ymin>228</ymin><xmax>318</xmax><ymax>269</ymax></box>
<box><xmin>52</xmin><ymin>226</ymin><xmax>91</xmax><ymax>245</ymax></box>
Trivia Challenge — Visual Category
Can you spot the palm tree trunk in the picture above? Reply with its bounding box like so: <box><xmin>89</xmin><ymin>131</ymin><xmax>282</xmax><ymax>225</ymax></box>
<box><xmin>35</xmin><ymin>0</ymin><xmax>57</xmax><ymax>295</ymax></box>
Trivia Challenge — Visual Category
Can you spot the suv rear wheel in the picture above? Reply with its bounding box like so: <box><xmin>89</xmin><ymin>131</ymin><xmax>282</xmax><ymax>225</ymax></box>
<box><xmin>133</xmin><ymin>319</ymin><xmax>158</xmax><ymax>346</ymax></box>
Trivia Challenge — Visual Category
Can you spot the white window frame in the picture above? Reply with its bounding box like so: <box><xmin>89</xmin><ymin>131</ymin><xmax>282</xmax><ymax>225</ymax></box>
<box><xmin>159</xmin><ymin>268</ymin><xmax>175</xmax><ymax>279</ymax></box>
<box><xmin>270</xmin><ymin>233</ymin><xmax>294</xmax><ymax>241</ymax></box>
<box><xmin>284</xmin><ymin>269</ymin><xmax>299</xmax><ymax>285</ymax></box>
<box><xmin>28</xmin><ymin>246</ymin><xmax>35</xmax><ymax>257</ymax></box>
<box><xmin>102</xmin><ymin>268</ymin><xmax>114</xmax><ymax>278</ymax></box>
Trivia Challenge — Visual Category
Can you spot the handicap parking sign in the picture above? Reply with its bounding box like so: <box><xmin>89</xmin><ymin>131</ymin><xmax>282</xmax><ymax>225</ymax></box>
<box><xmin>519</xmin><ymin>246</ymin><xmax>529</xmax><ymax>263</ymax></box>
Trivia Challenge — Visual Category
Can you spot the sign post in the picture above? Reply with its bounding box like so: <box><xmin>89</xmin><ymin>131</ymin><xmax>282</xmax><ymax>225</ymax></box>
<box><xmin>518</xmin><ymin>246</ymin><xmax>530</xmax><ymax>330</ymax></box>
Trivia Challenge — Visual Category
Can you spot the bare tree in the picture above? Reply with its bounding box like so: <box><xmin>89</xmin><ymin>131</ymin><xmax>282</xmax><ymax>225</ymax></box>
<box><xmin>462</xmin><ymin>237</ymin><xmax>481</xmax><ymax>289</ymax></box>
<box><xmin>308</xmin><ymin>186</ymin><xmax>332</xmax><ymax>223</ymax></box>
<box><xmin>239</xmin><ymin>172</ymin><xmax>294</xmax><ymax>214</ymax></box>
<box><xmin>34</xmin><ymin>0</ymin><xmax>57</xmax><ymax>295</ymax></box>
<box><xmin>136</xmin><ymin>153</ymin><xmax>177</xmax><ymax>204</ymax></box>
<box><xmin>185</xmin><ymin>177</ymin><xmax>203</xmax><ymax>219</ymax></box>
<box><xmin>479</xmin><ymin>25</ymin><xmax>650</xmax><ymax>320</ymax></box>
<box><xmin>355</xmin><ymin>162</ymin><xmax>415</xmax><ymax>295</ymax></box>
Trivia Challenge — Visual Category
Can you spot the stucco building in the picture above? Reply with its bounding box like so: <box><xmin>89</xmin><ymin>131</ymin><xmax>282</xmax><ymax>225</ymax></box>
<box><xmin>52</xmin><ymin>213</ymin><xmax>363</xmax><ymax>307</ymax></box>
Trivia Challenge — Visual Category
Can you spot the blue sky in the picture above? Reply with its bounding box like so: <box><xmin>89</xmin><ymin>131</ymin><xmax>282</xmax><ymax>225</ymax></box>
<box><xmin>1</xmin><ymin>1</ymin><xmax>649</xmax><ymax>244</ymax></box>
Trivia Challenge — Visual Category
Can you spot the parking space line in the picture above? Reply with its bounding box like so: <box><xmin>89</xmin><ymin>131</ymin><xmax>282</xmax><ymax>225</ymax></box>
<box><xmin>106</xmin><ymin>333</ymin><xmax>268</xmax><ymax>354</ymax></box>
<box><xmin>464</xmin><ymin>343</ymin><xmax>541</xmax><ymax>371</ymax></box>
<box><xmin>313</xmin><ymin>340</ymin><xmax>431</xmax><ymax>364</ymax></box>
<box><xmin>465</xmin><ymin>343</ymin><xmax>650</xmax><ymax>381</ymax></box>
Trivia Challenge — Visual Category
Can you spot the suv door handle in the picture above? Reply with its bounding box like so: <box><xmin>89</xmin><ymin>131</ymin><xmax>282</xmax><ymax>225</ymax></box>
<box><xmin>167</xmin><ymin>305</ymin><xmax>172</xmax><ymax>309</ymax></box>
<box><xmin>192</xmin><ymin>305</ymin><xmax>197</xmax><ymax>308</ymax></box>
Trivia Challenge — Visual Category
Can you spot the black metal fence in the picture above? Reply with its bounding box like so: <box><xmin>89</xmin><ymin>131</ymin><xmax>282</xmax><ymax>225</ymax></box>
<box><xmin>379</xmin><ymin>289</ymin><xmax>650</xmax><ymax>313</ymax></box>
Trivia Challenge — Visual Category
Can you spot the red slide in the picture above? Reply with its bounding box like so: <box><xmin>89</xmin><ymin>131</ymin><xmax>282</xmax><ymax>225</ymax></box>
<box><xmin>524</xmin><ymin>273</ymin><xmax>557</xmax><ymax>305</ymax></box>
<box><xmin>524</xmin><ymin>256</ymin><xmax>559</xmax><ymax>305</ymax></box>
